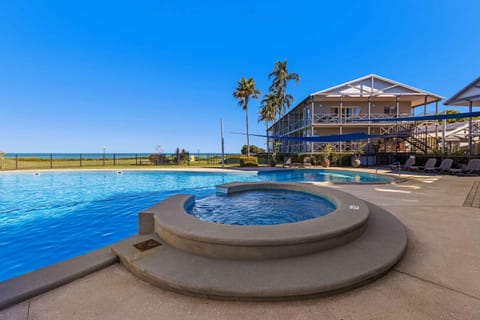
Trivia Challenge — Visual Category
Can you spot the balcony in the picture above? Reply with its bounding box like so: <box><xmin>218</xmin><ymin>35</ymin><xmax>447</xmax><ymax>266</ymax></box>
<box><xmin>313</xmin><ymin>113</ymin><xmax>411</xmax><ymax>124</ymax></box>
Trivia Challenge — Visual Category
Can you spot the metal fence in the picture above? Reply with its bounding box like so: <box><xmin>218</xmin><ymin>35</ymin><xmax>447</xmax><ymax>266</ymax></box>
<box><xmin>0</xmin><ymin>153</ymin><xmax>249</xmax><ymax>170</ymax></box>
<box><xmin>1</xmin><ymin>152</ymin><xmax>476</xmax><ymax>171</ymax></box>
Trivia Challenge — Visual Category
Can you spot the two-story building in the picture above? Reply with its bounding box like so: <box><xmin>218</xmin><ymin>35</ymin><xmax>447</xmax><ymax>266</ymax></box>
<box><xmin>268</xmin><ymin>74</ymin><xmax>443</xmax><ymax>153</ymax></box>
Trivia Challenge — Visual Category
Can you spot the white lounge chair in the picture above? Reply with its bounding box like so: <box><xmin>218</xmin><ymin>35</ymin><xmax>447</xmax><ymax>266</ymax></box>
<box><xmin>425</xmin><ymin>158</ymin><xmax>453</xmax><ymax>174</ymax></box>
<box><xmin>283</xmin><ymin>157</ymin><xmax>292</xmax><ymax>168</ymax></box>
<box><xmin>390</xmin><ymin>157</ymin><xmax>415</xmax><ymax>171</ymax></box>
<box><xmin>409</xmin><ymin>158</ymin><xmax>437</xmax><ymax>172</ymax></box>
<box><xmin>449</xmin><ymin>159</ymin><xmax>480</xmax><ymax>176</ymax></box>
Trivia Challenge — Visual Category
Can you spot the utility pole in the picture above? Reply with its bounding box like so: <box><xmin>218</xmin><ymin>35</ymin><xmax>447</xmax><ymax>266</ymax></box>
<box><xmin>103</xmin><ymin>146</ymin><xmax>106</xmax><ymax>166</ymax></box>
<box><xmin>221</xmin><ymin>117</ymin><xmax>225</xmax><ymax>168</ymax></box>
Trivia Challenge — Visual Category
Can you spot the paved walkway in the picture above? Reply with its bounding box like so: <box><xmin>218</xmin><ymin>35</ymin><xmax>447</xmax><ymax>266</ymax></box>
<box><xmin>2</xmin><ymin>171</ymin><xmax>479</xmax><ymax>320</ymax></box>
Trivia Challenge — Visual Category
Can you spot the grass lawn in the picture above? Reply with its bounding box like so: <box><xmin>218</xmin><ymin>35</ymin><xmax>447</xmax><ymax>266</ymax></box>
<box><xmin>0</xmin><ymin>156</ymin><xmax>244</xmax><ymax>171</ymax></box>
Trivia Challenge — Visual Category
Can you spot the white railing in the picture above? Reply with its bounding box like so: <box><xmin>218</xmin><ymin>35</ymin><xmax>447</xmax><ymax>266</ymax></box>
<box><xmin>313</xmin><ymin>113</ymin><xmax>411</xmax><ymax>123</ymax></box>
<box><xmin>277</xmin><ymin>141</ymin><xmax>366</xmax><ymax>153</ymax></box>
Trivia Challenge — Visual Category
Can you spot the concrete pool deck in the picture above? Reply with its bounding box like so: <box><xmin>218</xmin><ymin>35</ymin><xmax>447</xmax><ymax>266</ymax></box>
<box><xmin>1</xmin><ymin>169</ymin><xmax>479</xmax><ymax>319</ymax></box>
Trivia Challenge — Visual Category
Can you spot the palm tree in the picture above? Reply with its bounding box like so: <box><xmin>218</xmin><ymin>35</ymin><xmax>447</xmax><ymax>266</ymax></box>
<box><xmin>233</xmin><ymin>77</ymin><xmax>261</xmax><ymax>156</ymax></box>
<box><xmin>259</xmin><ymin>93</ymin><xmax>277</xmax><ymax>160</ymax></box>
<box><xmin>268</xmin><ymin>60</ymin><xmax>300</xmax><ymax>118</ymax></box>
<box><xmin>259</xmin><ymin>93</ymin><xmax>277</xmax><ymax>126</ymax></box>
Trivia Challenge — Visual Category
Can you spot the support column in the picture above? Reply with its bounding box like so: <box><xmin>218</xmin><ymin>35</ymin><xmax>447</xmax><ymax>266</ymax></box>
<box><xmin>435</xmin><ymin>100</ymin><xmax>439</xmax><ymax>152</ymax></box>
<box><xmin>338</xmin><ymin>96</ymin><xmax>342</xmax><ymax>125</ymax></box>
<box><xmin>424</xmin><ymin>96</ymin><xmax>428</xmax><ymax>115</ymax></box>
<box><xmin>442</xmin><ymin>110</ymin><xmax>446</xmax><ymax>156</ymax></box>
<box><xmin>469</xmin><ymin>100</ymin><xmax>473</xmax><ymax>157</ymax></box>
<box><xmin>396</xmin><ymin>96</ymin><xmax>400</xmax><ymax>154</ymax></box>
<box><xmin>310</xmin><ymin>97</ymin><xmax>314</xmax><ymax>125</ymax></box>
<box><xmin>286</xmin><ymin>113</ymin><xmax>290</xmax><ymax>153</ymax></box>
<box><xmin>311</xmin><ymin>97</ymin><xmax>314</xmax><ymax>154</ymax></box>
<box><xmin>339</xmin><ymin>96</ymin><xmax>343</xmax><ymax>152</ymax></box>
<box><xmin>396</xmin><ymin>96</ymin><xmax>400</xmax><ymax>117</ymax></box>
<box><xmin>368</xmin><ymin>96</ymin><xmax>371</xmax><ymax>139</ymax></box>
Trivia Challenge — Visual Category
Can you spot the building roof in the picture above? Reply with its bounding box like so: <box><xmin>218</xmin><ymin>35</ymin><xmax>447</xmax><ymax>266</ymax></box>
<box><xmin>310</xmin><ymin>74</ymin><xmax>443</xmax><ymax>107</ymax></box>
<box><xmin>424</xmin><ymin>120</ymin><xmax>480</xmax><ymax>141</ymax></box>
<box><xmin>444</xmin><ymin>76</ymin><xmax>480</xmax><ymax>106</ymax></box>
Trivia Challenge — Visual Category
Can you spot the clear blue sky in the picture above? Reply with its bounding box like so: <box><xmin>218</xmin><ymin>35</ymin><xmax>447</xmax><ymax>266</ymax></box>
<box><xmin>1</xmin><ymin>1</ymin><xmax>478</xmax><ymax>153</ymax></box>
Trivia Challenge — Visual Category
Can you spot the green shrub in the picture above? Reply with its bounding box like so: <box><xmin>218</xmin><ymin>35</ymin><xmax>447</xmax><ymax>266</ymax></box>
<box><xmin>239</xmin><ymin>156</ymin><xmax>259</xmax><ymax>167</ymax></box>
<box><xmin>241</xmin><ymin>145</ymin><xmax>266</xmax><ymax>155</ymax></box>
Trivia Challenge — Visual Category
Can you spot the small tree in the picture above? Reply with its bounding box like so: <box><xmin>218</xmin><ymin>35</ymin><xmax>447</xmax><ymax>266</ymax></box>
<box><xmin>180</xmin><ymin>148</ymin><xmax>190</xmax><ymax>164</ymax></box>
<box><xmin>155</xmin><ymin>145</ymin><xmax>163</xmax><ymax>164</ymax></box>
<box><xmin>175</xmin><ymin>147</ymin><xmax>180</xmax><ymax>164</ymax></box>
<box><xmin>439</xmin><ymin>110</ymin><xmax>480</xmax><ymax>124</ymax></box>
<box><xmin>241</xmin><ymin>145</ymin><xmax>265</xmax><ymax>155</ymax></box>
<box><xmin>319</xmin><ymin>144</ymin><xmax>333</xmax><ymax>167</ymax></box>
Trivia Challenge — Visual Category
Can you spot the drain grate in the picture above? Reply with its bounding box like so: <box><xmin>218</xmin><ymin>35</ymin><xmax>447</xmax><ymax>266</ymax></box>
<box><xmin>463</xmin><ymin>181</ymin><xmax>480</xmax><ymax>208</ymax></box>
<box><xmin>134</xmin><ymin>239</ymin><xmax>162</xmax><ymax>252</ymax></box>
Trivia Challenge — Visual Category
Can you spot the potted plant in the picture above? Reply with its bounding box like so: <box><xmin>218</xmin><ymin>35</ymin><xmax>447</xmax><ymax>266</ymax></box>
<box><xmin>319</xmin><ymin>144</ymin><xmax>332</xmax><ymax>167</ymax></box>
<box><xmin>351</xmin><ymin>152</ymin><xmax>361</xmax><ymax>168</ymax></box>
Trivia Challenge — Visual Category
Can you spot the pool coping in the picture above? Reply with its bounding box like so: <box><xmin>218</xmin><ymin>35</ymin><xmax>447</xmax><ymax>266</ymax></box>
<box><xmin>0</xmin><ymin>246</ymin><xmax>118</xmax><ymax>310</ymax></box>
<box><xmin>0</xmin><ymin>167</ymin><xmax>405</xmax><ymax>186</ymax></box>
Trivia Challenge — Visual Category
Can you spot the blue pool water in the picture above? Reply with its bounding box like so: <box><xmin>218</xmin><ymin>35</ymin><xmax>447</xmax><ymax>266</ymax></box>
<box><xmin>188</xmin><ymin>190</ymin><xmax>336</xmax><ymax>225</ymax></box>
<box><xmin>0</xmin><ymin>169</ymin><xmax>390</xmax><ymax>281</ymax></box>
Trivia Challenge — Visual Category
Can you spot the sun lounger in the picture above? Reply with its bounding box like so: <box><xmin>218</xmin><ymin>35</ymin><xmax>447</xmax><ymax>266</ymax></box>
<box><xmin>390</xmin><ymin>157</ymin><xmax>415</xmax><ymax>171</ymax></box>
<box><xmin>283</xmin><ymin>157</ymin><xmax>292</xmax><ymax>168</ymax></box>
<box><xmin>425</xmin><ymin>158</ymin><xmax>453</xmax><ymax>174</ymax></box>
<box><xmin>409</xmin><ymin>158</ymin><xmax>437</xmax><ymax>172</ymax></box>
<box><xmin>449</xmin><ymin>159</ymin><xmax>480</xmax><ymax>176</ymax></box>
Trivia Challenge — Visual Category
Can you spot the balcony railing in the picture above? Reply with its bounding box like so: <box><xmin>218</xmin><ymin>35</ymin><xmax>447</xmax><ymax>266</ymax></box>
<box><xmin>313</xmin><ymin>113</ymin><xmax>411</xmax><ymax>124</ymax></box>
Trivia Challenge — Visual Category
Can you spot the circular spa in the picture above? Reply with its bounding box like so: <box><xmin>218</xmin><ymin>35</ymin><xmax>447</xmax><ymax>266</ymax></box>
<box><xmin>113</xmin><ymin>182</ymin><xmax>407</xmax><ymax>300</ymax></box>
<box><xmin>187</xmin><ymin>188</ymin><xmax>336</xmax><ymax>226</ymax></box>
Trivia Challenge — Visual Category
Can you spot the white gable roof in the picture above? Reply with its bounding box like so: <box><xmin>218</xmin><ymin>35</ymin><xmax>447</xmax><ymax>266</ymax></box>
<box><xmin>311</xmin><ymin>74</ymin><xmax>443</xmax><ymax>103</ymax></box>
<box><xmin>445</xmin><ymin>76</ymin><xmax>480</xmax><ymax>106</ymax></box>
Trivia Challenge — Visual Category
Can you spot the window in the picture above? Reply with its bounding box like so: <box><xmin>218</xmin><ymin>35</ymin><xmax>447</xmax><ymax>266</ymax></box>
<box><xmin>384</xmin><ymin>106</ymin><xmax>397</xmax><ymax>115</ymax></box>
<box><xmin>344</xmin><ymin>107</ymin><xmax>361</xmax><ymax>117</ymax></box>
<box><xmin>330</xmin><ymin>107</ymin><xmax>361</xmax><ymax>116</ymax></box>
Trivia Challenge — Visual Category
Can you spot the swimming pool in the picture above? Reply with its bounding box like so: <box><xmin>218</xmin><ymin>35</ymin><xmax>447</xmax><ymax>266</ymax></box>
<box><xmin>0</xmin><ymin>169</ymin><xmax>391</xmax><ymax>281</ymax></box>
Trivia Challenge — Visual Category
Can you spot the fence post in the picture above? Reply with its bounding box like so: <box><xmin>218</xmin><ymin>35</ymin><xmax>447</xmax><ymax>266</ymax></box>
<box><xmin>15</xmin><ymin>154</ymin><xmax>18</xmax><ymax>169</ymax></box>
<box><xmin>135</xmin><ymin>153</ymin><xmax>138</xmax><ymax>165</ymax></box>
<box><xmin>114</xmin><ymin>153</ymin><xmax>116</xmax><ymax>166</ymax></box>
<box><xmin>80</xmin><ymin>154</ymin><xmax>82</xmax><ymax>167</ymax></box>
<box><xmin>50</xmin><ymin>153</ymin><xmax>53</xmax><ymax>168</ymax></box>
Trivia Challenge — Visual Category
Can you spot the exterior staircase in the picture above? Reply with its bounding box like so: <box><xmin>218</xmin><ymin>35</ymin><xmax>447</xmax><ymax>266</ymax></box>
<box><xmin>390</xmin><ymin>121</ymin><xmax>437</xmax><ymax>153</ymax></box>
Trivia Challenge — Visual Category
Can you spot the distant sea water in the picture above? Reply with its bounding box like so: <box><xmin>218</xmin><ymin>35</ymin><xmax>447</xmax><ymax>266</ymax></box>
<box><xmin>3</xmin><ymin>153</ymin><xmax>224</xmax><ymax>159</ymax></box>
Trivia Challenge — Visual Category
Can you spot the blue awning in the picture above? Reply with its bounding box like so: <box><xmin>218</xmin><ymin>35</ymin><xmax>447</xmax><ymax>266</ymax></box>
<box><xmin>356</xmin><ymin>111</ymin><xmax>480</xmax><ymax>122</ymax></box>
<box><xmin>248</xmin><ymin>132</ymin><xmax>404</xmax><ymax>142</ymax></box>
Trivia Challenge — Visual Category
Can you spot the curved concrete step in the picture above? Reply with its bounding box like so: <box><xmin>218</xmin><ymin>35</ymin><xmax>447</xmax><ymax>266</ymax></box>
<box><xmin>142</xmin><ymin>183</ymin><xmax>370</xmax><ymax>260</ymax></box>
<box><xmin>113</xmin><ymin>202</ymin><xmax>407</xmax><ymax>300</ymax></box>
